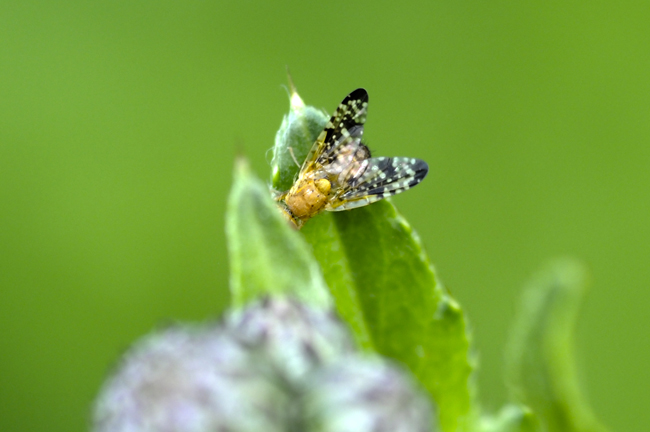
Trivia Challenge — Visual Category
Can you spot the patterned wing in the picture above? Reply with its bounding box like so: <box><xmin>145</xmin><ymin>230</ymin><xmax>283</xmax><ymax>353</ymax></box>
<box><xmin>327</xmin><ymin>157</ymin><xmax>429</xmax><ymax>211</ymax></box>
<box><xmin>299</xmin><ymin>88</ymin><xmax>369</xmax><ymax>176</ymax></box>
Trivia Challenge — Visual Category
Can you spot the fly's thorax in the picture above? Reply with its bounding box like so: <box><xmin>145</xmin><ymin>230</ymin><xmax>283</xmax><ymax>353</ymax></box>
<box><xmin>284</xmin><ymin>176</ymin><xmax>332</xmax><ymax>220</ymax></box>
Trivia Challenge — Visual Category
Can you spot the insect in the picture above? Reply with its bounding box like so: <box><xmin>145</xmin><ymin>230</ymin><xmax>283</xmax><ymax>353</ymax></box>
<box><xmin>275</xmin><ymin>88</ymin><xmax>429</xmax><ymax>229</ymax></box>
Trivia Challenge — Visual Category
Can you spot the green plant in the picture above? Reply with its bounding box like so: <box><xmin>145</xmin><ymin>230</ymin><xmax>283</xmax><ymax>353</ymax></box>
<box><xmin>227</xmin><ymin>85</ymin><xmax>609</xmax><ymax>432</ymax></box>
<box><xmin>93</xmin><ymin>85</ymin><xmax>610</xmax><ymax>432</ymax></box>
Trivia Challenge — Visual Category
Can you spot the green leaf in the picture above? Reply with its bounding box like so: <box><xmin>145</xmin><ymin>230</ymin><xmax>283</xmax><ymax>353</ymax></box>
<box><xmin>299</xmin><ymin>213</ymin><xmax>375</xmax><ymax>351</ymax></box>
<box><xmin>226</xmin><ymin>158</ymin><xmax>331</xmax><ymax>308</ymax></box>
<box><xmin>505</xmin><ymin>259</ymin><xmax>609</xmax><ymax>432</ymax></box>
<box><xmin>479</xmin><ymin>405</ymin><xmax>541</xmax><ymax>432</ymax></box>
<box><xmin>305</xmin><ymin>206</ymin><xmax>473</xmax><ymax>432</ymax></box>
<box><xmin>271</xmin><ymin>86</ymin><xmax>474</xmax><ymax>432</ymax></box>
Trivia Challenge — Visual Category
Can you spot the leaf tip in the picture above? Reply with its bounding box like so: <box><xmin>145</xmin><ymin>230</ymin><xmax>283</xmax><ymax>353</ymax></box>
<box><xmin>285</xmin><ymin>66</ymin><xmax>305</xmax><ymax>111</ymax></box>
<box><xmin>233</xmin><ymin>155</ymin><xmax>251</xmax><ymax>177</ymax></box>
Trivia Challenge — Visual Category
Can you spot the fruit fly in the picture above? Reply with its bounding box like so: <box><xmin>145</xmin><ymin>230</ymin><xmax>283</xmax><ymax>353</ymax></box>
<box><xmin>275</xmin><ymin>88</ymin><xmax>428</xmax><ymax>229</ymax></box>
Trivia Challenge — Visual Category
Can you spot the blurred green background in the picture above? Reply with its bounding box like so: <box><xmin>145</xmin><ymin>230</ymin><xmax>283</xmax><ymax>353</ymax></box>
<box><xmin>1</xmin><ymin>1</ymin><xmax>648</xmax><ymax>431</ymax></box>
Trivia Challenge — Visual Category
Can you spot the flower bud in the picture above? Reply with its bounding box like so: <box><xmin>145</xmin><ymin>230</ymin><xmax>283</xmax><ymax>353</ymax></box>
<box><xmin>303</xmin><ymin>357</ymin><xmax>435</xmax><ymax>432</ymax></box>
<box><xmin>93</xmin><ymin>324</ymin><xmax>291</xmax><ymax>432</ymax></box>
<box><xmin>226</xmin><ymin>297</ymin><xmax>356</xmax><ymax>385</ymax></box>
<box><xmin>271</xmin><ymin>86</ymin><xmax>328</xmax><ymax>191</ymax></box>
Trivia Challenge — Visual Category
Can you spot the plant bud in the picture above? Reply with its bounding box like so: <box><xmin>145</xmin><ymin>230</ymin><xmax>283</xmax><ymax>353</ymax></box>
<box><xmin>271</xmin><ymin>86</ymin><xmax>328</xmax><ymax>191</ymax></box>
<box><xmin>226</xmin><ymin>297</ymin><xmax>356</xmax><ymax>385</ymax></box>
<box><xmin>303</xmin><ymin>357</ymin><xmax>435</xmax><ymax>432</ymax></box>
<box><xmin>93</xmin><ymin>324</ymin><xmax>291</xmax><ymax>432</ymax></box>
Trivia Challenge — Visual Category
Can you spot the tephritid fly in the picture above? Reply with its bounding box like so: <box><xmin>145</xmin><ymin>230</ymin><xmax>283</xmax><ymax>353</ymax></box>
<box><xmin>275</xmin><ymin>88</ymin><xmax>428</xmax><ymax>229</ymax></box>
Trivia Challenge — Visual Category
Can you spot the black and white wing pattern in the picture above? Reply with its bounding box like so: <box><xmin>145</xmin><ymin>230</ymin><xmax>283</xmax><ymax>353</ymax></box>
<box><xmin>327</xmin><ymin>156</ymin><xmax>429</xmax><ymax>211</ymax></box>
<box><xmin>299</xmin><ymin>88</ymin><xmax>369</xmax><ymax>178</ymax></box>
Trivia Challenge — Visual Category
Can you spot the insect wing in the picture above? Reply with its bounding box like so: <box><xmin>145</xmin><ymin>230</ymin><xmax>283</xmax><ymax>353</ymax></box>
<box><xmin>299</xmin><ymin>88</ymin><xmax>369</xmax><ymax>176</ymax></box>
<box><xmin>328</xmin><ymin>157</ymin><xmax>429</xmax><ymax>211</ymax></box>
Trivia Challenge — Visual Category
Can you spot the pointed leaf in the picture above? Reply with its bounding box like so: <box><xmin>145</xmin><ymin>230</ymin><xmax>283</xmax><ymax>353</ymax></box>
<box><xmin>505</xmin><ymin>259</ymin><xmax>609</xmax><ymax>432</ymax></box>
<box><xmin>226</xmin><ymin>159</ymin><xmax>331</xmax><ymax>308</ymax></box>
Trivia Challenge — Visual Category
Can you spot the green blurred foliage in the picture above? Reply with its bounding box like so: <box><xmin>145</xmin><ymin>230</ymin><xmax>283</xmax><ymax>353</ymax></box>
<box><xmin>505</xmin><ymin>260</ymin><xmax>607</xmax><ymax>432</ymax></box>
<box><xmin>1</xmin><ymin>1</ymin><xmax>649</xmax><ymax>431</ymax></box>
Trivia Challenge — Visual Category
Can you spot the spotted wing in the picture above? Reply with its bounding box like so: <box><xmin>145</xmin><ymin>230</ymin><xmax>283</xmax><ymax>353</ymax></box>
<box><xmin>327</xmin><ymin>157</ymin><xmax>429</xmax><ymax>211</ymax></box>
<box><xmin>299</xmin><ymin>88</ymin><xmax>369</xmax><ymax>176</ymax></box>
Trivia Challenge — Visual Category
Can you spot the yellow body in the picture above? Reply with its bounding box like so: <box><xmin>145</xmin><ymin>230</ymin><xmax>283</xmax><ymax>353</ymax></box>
<box><xmin>284</xmin><ymin>176</ymin><xmax>331</xmax><ymax>222</ymax></box>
